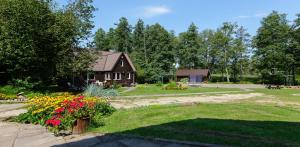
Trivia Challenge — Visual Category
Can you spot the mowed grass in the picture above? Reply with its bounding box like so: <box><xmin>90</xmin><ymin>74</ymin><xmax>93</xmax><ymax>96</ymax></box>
<box><xmin>120</xmin><ymin>84</ymin><xmax>241</xmax><ymax>96</ymax></box>
<box><xmin>90</xmin><ymin>104</ymin><xmax>300</xmax><ymax>146</ymax></box>
<box><xmin>91</xmin><ymin>88</ymin><xmax>300</xmax><ymax>146</ymax></box>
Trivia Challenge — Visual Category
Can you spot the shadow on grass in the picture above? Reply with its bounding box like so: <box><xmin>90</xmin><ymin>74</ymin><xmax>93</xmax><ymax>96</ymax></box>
<box><xmin>52</xmin><ymin>118</ymin><xmax>300</xmax><ymax>147</ymax></box>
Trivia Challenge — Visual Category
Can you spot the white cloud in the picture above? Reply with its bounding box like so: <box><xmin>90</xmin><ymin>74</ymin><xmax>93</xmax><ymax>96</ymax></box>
<box><xmin>141</xmin><ymin>6</ymin><xmax>172</xmax><ymax>18</ymax></box>
<box><xmin>234</xmin><ymin>12</ymin><xmax>267</xmax><ymax>19</ymax></box>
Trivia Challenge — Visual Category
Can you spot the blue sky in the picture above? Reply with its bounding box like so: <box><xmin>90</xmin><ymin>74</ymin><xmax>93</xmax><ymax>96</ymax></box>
<box><xmin>59</xmin><ymin>0</ymin><xmax>300</xmax><ymax>36</ymax></box>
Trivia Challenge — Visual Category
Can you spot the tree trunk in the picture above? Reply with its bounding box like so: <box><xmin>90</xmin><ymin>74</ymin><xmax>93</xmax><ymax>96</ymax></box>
<box><xmin>225</xmin><ymin>67</ymin><xmax>230</xmax><ymax>82</ymax></box>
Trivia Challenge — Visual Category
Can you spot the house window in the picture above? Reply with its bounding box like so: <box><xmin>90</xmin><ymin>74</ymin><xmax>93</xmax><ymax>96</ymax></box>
<box><xmin>105</xmin><ymin>73</ymin><xmax>111</xmax><ymax>80</ymax></box>
<box><xmin>126</xmin><ymin>73</ymin><xmax>131</xmax><ymax>79</ymax></box>
<box><xmin>113</xmin><ymin>72</ymin><xmax>121</xmax><ymax>80</ymax></box>
<box><xmin>121</xmin><ymin>60</ymin><xmax>124</xmax><ymax>67</ymax></box>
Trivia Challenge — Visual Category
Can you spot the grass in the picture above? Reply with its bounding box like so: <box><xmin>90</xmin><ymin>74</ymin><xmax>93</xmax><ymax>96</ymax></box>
<box><xmin>120</xmin><ymin>84</ymin><xmax>241</xmax><ymax>96</ymax></box>
<box><xmin>90</xmin><ymin>88</ymin><xmax>300</xmax><ymax>146</ymax></box>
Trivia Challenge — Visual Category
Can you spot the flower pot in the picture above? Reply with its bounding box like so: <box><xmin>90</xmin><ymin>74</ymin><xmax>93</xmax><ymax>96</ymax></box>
<box><xmin>72</xmin><ymin>118</ymin><xmax>90</xmax><ymax>134</ymax></box>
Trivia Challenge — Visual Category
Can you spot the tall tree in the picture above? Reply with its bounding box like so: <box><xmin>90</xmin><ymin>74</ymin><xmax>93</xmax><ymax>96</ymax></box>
<box><xmin>144</xmin><ymin>24</ymin><xmax>175</xmax><ymax>82</ymax></box>
<box><xmin>94</xmin><ymin>28</ymin><xmax>108</xmax><ymax>50</ymax></box>
<box><xmin>231</xmin><ymin>26</ymin><xmax>250</xmax><ymax>81</ymax></box>
<box><xmin>0</xmin><ymin>0</ymin><xmax>96</xmax><ymax>85</ymax></box>
<box><xmin>199</xmin><ymin>29</ymin><xmax>216</xmax><ymax>72</ymax></box>
<box><xmin>291</xmin><ymin>14</ymin><xmax>300</xmax><ymax>84</ymax></box>
<box><xmin>252</xmin><ymin>11</ymin><xmax>291</xmax><ymax>84</ymax></box>
<box><xmin>217</xmin><ymin>22</ymin><xmax>237</xmax><ymax>82</ymax></box>
<box><xmin>114</xmin><ymin>17</ymin><xmax>132</xmax><ymax>53</ymax></box>
<box><xmin>132</xmin><ymin>19</ymin><xmax>146</xmax><ymax>66</ymax></box>
<box><xmin>178</xmin><ymin>23</ymin><xmax>202</xmax><ymax>69</ymax></box>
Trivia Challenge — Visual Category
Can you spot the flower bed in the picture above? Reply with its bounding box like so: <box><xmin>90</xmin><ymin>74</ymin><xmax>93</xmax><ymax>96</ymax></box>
<box><xmin>16</xmin><ymin>93</ymin><xmax>115</xmax><ymax>135</ymax></box>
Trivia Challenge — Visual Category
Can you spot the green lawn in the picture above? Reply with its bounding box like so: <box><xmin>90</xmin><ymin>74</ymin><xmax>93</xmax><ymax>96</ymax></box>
<box><xmin>120</xmin><ymin>84</ymin><xmax>241</xmax><ymax>96</ymax></box>
<box><xmin>91</xmin><ymin>89</ymin><xmax>300</xmax><ymax>146</ymax></box>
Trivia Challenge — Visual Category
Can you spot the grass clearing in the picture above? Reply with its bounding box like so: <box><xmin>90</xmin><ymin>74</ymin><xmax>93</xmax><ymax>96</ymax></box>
<box><xmin>91</xmin><ymin>88</ymin><xmax>300</xmax><ymax>146</ymax></box>
<box><xmin>90</xmin><ymin>103</ymin><xmax>300</xmax><ymax>146</ymax></box>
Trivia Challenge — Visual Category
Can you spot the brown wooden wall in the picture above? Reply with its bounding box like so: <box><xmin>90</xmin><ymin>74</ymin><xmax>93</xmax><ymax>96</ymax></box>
<box><xmin>93</xmin><ymin>54</ymin><xmax>135</xmax><ymax>86</ymax></box>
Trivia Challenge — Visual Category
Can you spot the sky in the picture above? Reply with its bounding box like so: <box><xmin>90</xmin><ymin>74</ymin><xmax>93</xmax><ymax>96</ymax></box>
<box><xmin>59</xmin><ymin>0</ymin><xmax>300</xmax><ymax>36</ymax></box>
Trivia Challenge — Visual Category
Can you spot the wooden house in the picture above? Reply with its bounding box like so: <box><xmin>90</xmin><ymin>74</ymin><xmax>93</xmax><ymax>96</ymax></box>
<box><xmin>89</xmin><ymin>51</ymin><xmax>136</xmax><ymax>86</ymax></box>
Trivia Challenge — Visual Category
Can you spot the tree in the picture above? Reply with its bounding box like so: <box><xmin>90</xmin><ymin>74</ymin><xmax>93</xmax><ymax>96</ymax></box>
<box><xmin>0</xmin><ymin>0</ymin><xmax>96</xmax><ymax>85</ymax></box>
<box><xmin>114</xmin><ymin>17</ymin><xmax>132</xmax><ymax>53</ymax></box>
<box><xmin>252</xmin><ymin>11</ymin><xmax>291</xmax><ymax>84</ymax></box>
<box><xmin>291</xmin><ymin>14</ymin><xmax>300</xmax><ymax>84</ymax></box>
<box><xmin>230</xmin><ymin>26</ymin><xmax>250</xmax><ymax>81</ymax></box>
<box><xmin>144</xmin><ymin>24</ymin><xmax>176</xmax><ymax>82</ymax></box>
<box><xmin>178</xmin><ymin>23</ymin><xmax>202</xmax><ymax>69</ymax></box>
<box><xmin>66</xmin><ymin>0</ymin><xmax>96</xmax><ymax>47</ymax></box>
<box><xmin>94</xmin><ymin>28</ymin><xmax>109</xmax><ymax>50</ymax></box>
<box><xmin>199</xmin><ymin>29</ymin><xmax>216</xmax><ymax>72</ymax></box>
<box><xmin>131</xmin><ymin>19</ymin><xmax>146</xmax><ymax>67</ymax></box>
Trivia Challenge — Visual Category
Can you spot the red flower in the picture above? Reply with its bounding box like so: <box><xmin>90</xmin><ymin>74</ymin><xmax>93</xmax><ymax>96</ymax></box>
<box><xmin>55</xmin><ymin>107</ymin><xmax>65</xmax><ymax>113</ymax></box>
<box><xmin>79</xmin><ymin>102</ymin><xmax>85</xmax><ymax>108</ymax></box>
<box><xmin>74</xmin><ymin>95</ymin><xmax>84</xmax><ymax>101</ymax></box>
<box><xmin>45</xmin><ymin>119</ymin><xmax>61</xmax><ymax>126</ymax></box>
<box><xmin>68</xmin><ymin>108</ymin><xmax>74</xmax><ymax>113</ymax></box>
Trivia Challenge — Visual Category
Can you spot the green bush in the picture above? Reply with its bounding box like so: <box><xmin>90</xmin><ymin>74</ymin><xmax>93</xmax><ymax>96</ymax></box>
<box><xmin>10</xmin><ymin>77</ymin><xmax>42</xmax><ymax>90</ymax></box>
<box><xmin>0</xmin><ymin>93</ymin><xmax>17</xmax><ymax>100</ymax></box>
<box><xmin>162</xmin><ymin>81</ymin><xmax>188</xmax><ymax>90</ymax></box>
<box><xmin>84</xmin><ymin>84</ymin><xmax>118</xmax><ymax>98</ymax></box>
<box><xmin>156</xmin><ymin>82</ymin><xmax>163</xmax><ymax>86</ymax></box>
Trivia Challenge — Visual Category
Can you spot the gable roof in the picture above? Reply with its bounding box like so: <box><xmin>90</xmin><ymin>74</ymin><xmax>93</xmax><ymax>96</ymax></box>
<box><xmin>176</xmin><ymin>69</ymin><xmax>210</xmax><ymax>77</ymax></box>
<box><xmin>90</xmin><ymin>51</ymin><xmax>136</xmax><ymax>72</ymax></box>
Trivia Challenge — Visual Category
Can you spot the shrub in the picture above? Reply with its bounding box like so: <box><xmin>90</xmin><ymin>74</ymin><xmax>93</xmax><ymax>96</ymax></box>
<box><xmin>180</xmin><ymin>78</ymin><xmax>189</xmax><ymax>83</ymax></box>
<box><xmin>156</xmin><ymin>82</ymin><xmax>163</xmax><ymax>87</ymax></box>
<box><xmin>162</xmin><ymin>81</ymin><xmax>188</xmax><ymax>90</ymax></box>
<box><xmin>10</xmin><ymin>77</ymin><xmax>41</xmax><ymax>90</ymax></box>
<box><xmin>84</xmin><ymin>84</ymin><xmax>118</xmax><ymax>98</ymax></box>
<box><xmin>111</xmin><ymin>81</ymin><xmax>122</xmax><ymax>89</ymax></box>
<box><xmin>0</xmin><ymin>93</ymin><xmax>17</xmax><ymax>100</ymax></box>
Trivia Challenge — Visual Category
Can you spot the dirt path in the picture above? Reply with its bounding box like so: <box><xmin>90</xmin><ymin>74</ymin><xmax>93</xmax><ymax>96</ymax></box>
<box><xmin>118</xmin><ymin>90</ymin><xmax>242</xmax><ymax>98</ymax></box>
<box><xmin>111</xmin><ymin>93</ymin><xmax>264</xmax><ymax>109</ymax></box>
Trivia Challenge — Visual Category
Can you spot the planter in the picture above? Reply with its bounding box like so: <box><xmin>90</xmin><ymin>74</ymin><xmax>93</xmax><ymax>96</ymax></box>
<box><xmin>72</xmin><ymin>118</ymin><xmax>90</xmax><ymax>134</ymax></box>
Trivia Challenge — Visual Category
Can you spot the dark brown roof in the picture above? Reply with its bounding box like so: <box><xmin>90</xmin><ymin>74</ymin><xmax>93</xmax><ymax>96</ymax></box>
<box><xmin>176</xmin><ymin>69</ymin><xmax>210</xmax><ymax>77</ymax></box>
<box><xmin>90</xmin><ymin>51</ymin><xmax>136</xmax><ymax>72</ymax></box>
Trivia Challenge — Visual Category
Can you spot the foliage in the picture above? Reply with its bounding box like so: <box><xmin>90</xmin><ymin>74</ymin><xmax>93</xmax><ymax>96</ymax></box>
<box><xmin>114</xmin><ymin>17</ymin><xmax>132</xmax><ymax>53</ymax></box>
<box><xmin>10</xmin><ymin>77</ymin><xmax>42</xmax><ymax>90</ymax></box>
<box><xmin>16</xmin><ymin>94</ymin><xmax>115</xmax><ymax>135</ymax></box>
<box><xmin>252</xmin><ymin>11</ymin><xmax>292</xmax><ymax>84</ymax></box>
<box><xmin>94</xmin><ymin>28</ymin><xmax>109</xmax><ymax>50</ymax></box>
<box><xmin>162</xmin><ymin>81</ymin><xmax>188</xmax><ymax>90</ymax></box>
<box><xmin>83</xmin><ymin>84</ymin><xmax>118</xmax><ymax>98</ymax></box>
<box><xmin>0</xmin><ymin>93</ymin><xmax>16</xmax><ymax>100</ymax></box>
<box><xmin>177</xmin><ymin>23</ymin><xmax>203</xmax><ymax>68</ymax></box>
<box><xmin>179</xmin><ymin>78</ymin><xmax>189</xmax><ymax>83</ymax></box>
<box><xmin>0</xmin><ymin>0</ymin><xmax>96</xmax><ymax>85</ymax></box>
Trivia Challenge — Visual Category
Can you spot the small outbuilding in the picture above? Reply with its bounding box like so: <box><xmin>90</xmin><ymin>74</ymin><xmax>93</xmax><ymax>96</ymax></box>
<box><xmin>176</xmin><ymin>69</ymin><xmax>210</xmax><ymax>83</ymax></box>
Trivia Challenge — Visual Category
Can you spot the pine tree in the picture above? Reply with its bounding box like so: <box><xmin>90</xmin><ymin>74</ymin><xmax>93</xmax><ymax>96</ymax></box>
<box><xmin>114</xmin><ymin>17</ymin><xmax>132</xmax><ymax>53</ymax></box>
<box><xmin>178</xmin><ymin>23</ymin><xmax>202</xmax><ymax>69</ymax></box>
<box><xmin>94</xmin><ymin>28</ymin><xmax>108</xmax><ymax>50</ymax></box>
